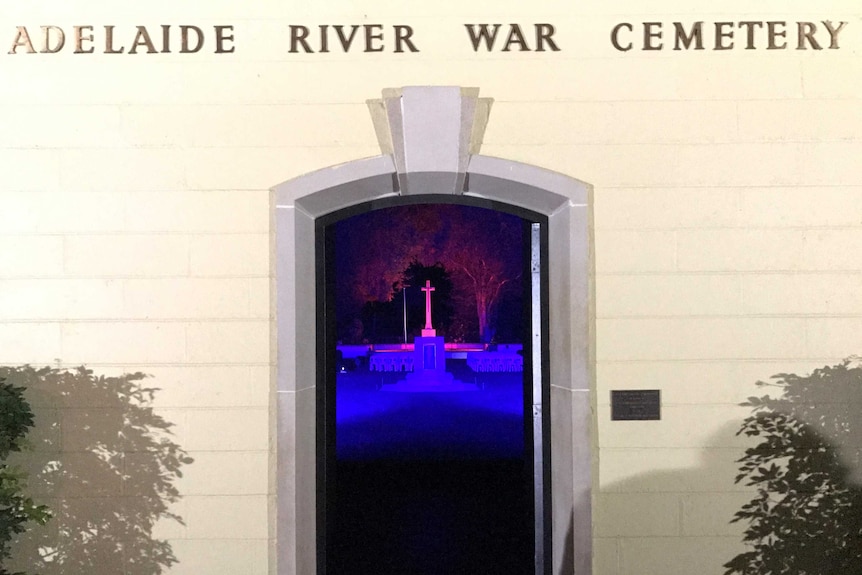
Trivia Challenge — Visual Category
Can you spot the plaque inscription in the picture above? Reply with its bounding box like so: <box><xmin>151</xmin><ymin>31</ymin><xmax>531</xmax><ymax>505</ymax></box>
<box><xmin>611</xmin><ymin>390</ymin><xmax>661</xmax><ymax>421</ymax></box>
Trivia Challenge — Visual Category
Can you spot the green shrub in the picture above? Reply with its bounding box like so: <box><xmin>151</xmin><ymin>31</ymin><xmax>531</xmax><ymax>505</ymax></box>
<box><xmin>0</xmin><ymin>378</ymin><xmax>50</xmax><ymax>575</ymax></box>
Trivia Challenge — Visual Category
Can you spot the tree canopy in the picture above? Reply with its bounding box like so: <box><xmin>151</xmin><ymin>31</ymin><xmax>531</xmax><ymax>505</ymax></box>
<box><xmin>335</xmin><ymin>203</ymin><xmax>524</xmax><ymax>344</ymax></box>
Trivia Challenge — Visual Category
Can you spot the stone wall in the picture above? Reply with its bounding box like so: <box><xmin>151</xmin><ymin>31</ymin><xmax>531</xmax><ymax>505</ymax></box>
<box><xmin>1</xmin><ymin>0</ymin><xmax>860</xmax><ymax>573</ymax></box>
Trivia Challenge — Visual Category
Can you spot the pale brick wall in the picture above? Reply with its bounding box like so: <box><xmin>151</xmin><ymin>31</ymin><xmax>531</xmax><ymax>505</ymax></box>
<box><xmin>1</xmin><ymin>0</ymin><xmax>860</xmax><ymax>573</ymax></box>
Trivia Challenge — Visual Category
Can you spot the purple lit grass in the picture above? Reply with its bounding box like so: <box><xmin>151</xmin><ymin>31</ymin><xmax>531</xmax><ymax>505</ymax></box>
<box><xmin>335</xmin><ymin>368</ymin><xmax>525</xmax><ymax>462</ymax></box>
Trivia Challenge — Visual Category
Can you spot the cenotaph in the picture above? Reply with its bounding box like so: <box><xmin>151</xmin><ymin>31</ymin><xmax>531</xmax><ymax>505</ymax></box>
<box><xmin>410</xmin><ymin>280</ymin><xmax>449</xmax><ymax>380</ymax></box>
<box><xmin>389</xmin><ymin>279</ymin><xmax>476</xmax><ymax>391</ymax></box>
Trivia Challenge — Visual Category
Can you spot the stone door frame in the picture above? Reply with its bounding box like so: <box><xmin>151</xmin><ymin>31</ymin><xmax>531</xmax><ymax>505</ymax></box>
<box><xmin>272</xmin><ymin>87</ymin><xmax>594</xmax><ymax>575</ymax></box>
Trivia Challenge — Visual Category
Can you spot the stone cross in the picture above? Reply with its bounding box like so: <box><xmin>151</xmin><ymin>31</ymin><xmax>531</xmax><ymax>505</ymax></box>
<box><xmin>420</xmin><ymin>280</ymin><xmax>435</xmax><ymax>330</ymax></box>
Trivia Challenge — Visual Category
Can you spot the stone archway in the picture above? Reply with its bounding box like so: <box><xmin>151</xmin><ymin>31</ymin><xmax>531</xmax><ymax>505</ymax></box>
<box><xmin>272</xmin><ymin>86</ymin><xmax>593</xmax><ymax>575</ymax></box>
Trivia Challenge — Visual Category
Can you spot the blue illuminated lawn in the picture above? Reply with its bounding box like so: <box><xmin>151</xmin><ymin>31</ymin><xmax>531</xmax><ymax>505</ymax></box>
<box><xmin>335</xmin><ymin>367</ymin><xmax>525</xmax><ymax>461</ymax></box>
<box><xmin>332</xmin><ymin>364</ymin><xmax>532</xmax><ymax>574</ymax></box>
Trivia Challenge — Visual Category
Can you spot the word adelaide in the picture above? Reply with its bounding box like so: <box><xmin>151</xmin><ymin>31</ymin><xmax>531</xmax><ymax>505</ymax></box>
<box><xmin>8</xmin><ymin>25</ymin><xmax>235</xmax><ymax>54</ymax></box>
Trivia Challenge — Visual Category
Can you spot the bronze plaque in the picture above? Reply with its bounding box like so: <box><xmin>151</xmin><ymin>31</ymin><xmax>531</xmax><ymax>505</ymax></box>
<box><xmin>611</xmin><ymin>390</ymin><xmax>661</xmax><ymax>421</ymax></box>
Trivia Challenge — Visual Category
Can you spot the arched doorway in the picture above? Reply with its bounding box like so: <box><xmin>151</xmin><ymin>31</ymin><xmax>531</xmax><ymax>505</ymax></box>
<box><xmin>273</xmin><ymin>87</ymin><xmax>593</xmax><ymax>575</ymax></box>
<box><xmin>318</xmin><ymin>197</ymin><xmax>548</xmax><ymax>574</ymax></box>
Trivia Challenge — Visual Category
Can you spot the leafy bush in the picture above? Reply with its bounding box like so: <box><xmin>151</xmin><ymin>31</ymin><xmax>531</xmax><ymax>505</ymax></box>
<box><xmin>726</xmin><ymin>359</ymin><xmax>862</xmax><ymax>575</ymax></box>
<box><xmin>0</xmin><ymin>378</ymin><xmax>50</xmax><ymax>575</ymax></box>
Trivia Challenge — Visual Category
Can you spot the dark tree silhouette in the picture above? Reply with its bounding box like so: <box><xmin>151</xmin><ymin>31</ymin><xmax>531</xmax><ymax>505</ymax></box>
<box><xmin>359</xmin><ymin>300</ymin><xmax>401</xmax><ymax>343</ymax></box>
<box><xmin>1</xmin><ymin>366</ymin><xmax>192</xmax><ymax>575</ymax></box>
<box><xmin>400</xmin><ymin>260</ymin><xmax>455</xmax><ymax>337</ymax></box>
<box><xmin>0</xmin><ymin>378</ymin><xmax>50</xmax><ymax>575</ymax></box>
<box><xmin>335</xmin><ymin>204</ymin><xmax>523</xmax><ymax>344</ymax></box>
<box><xmin>726</xmin><ymin>359</ymin><xmax>862</xmax><ymax>575</ymax></box>
<box><xmin>354</xmin><ymin>260</ymin><xmax>456</xmax><ymax>343</ymax></box>
<box><xmin>336</xmin><ymin>205</ymin><xmax>443</xmax><ymax>309</ymax></box>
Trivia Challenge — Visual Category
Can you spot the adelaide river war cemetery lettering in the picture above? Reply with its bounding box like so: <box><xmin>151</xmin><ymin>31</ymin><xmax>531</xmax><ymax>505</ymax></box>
<box><xmin>5</xmin><ymin>19</ymin><xmax>849</xmax><ymax>55</ymax></box>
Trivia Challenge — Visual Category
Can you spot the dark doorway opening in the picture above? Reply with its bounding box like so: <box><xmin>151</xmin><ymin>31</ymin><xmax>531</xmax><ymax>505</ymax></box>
<box><xmin>317</xmin><ymin>197</ymin><xmax>550</xmax><ymax>575</ymax></box>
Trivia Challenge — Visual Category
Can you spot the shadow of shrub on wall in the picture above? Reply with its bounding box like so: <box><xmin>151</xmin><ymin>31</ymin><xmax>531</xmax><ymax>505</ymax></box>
<box><xmin>725</xmin><ymin>359</ymin><xmax>862</xmax><ymax>575</ymax></box>
<box><xmin>0</xmin><ymin>366</ymin><xmax>192</xmax><ymax>575</ymax></box>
